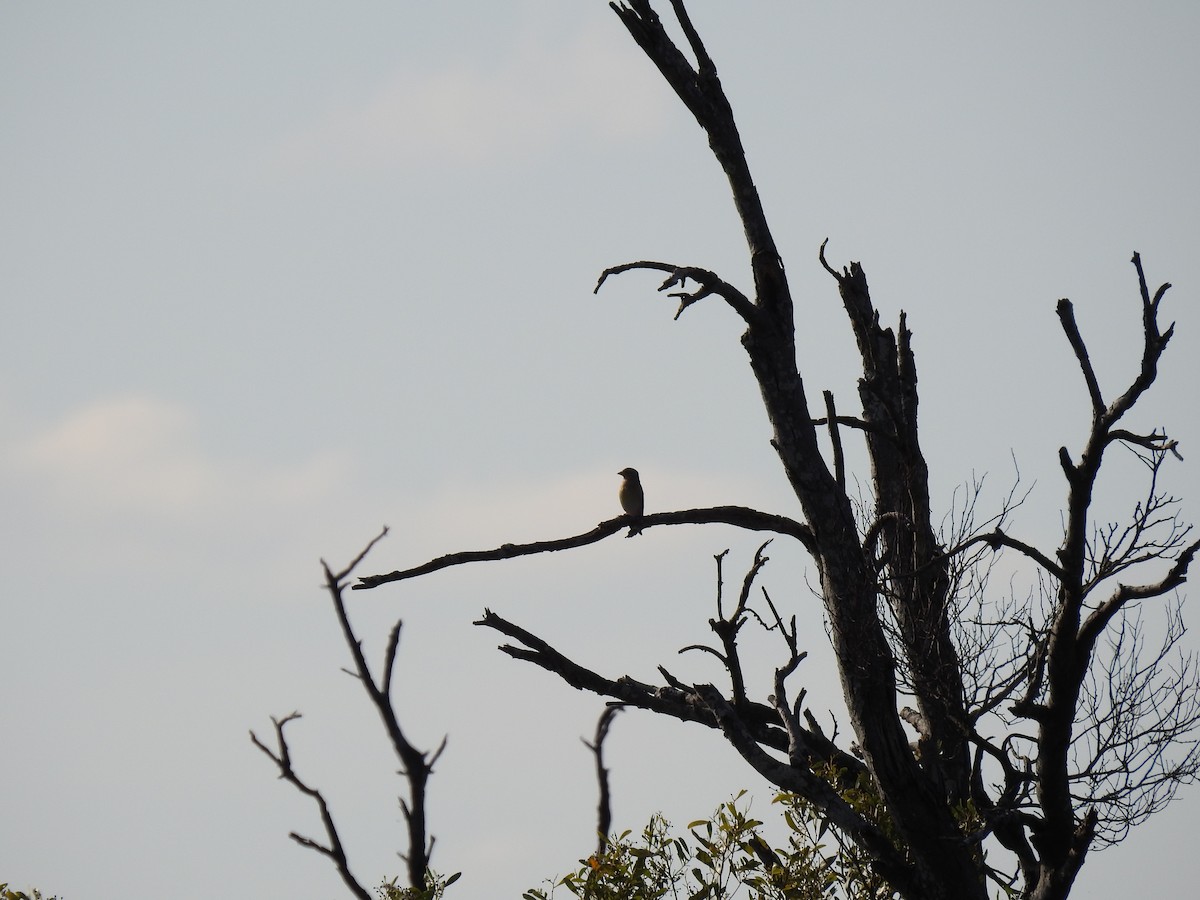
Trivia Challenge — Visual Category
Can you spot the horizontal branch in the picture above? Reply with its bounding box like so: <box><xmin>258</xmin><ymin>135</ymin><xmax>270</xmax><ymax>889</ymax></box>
<box><xmin>1108</xmin><ymin>428</ymin><xmax>1185</xmax><ymax>460</ymax></box>
<box><xmin>354</xmin><ymin>506</ymin><xmax>815</xmax><ymax>590</ymax></box>
<box><xmin>809</xmin><ymin>413</ymin><xmax>882</xmax><ymax>435</ymax></box>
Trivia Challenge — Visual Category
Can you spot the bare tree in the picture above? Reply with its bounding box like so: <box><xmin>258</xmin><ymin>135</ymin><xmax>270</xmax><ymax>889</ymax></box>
<box><xmin>254</xmin><ymin>528</ymin><xmax>448</xmax><ymax>897</ymax></box>
<box><xmin>347</xmin><ymin>3</ymin><xmax>1198</xmax><ymax>899</ymax></box>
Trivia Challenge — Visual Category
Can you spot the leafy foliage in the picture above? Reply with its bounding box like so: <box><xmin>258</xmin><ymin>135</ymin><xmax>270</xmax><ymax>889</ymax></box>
<box><xmin>523</xmin><ymin>792</ymin><xmax>905</xmax><ymax>900</ymax></box>
<box><xmin>376</xmin><ymin>870</ymin><xmax>461</xmax><ymax>900</ymax></box>
<box><xmin>0</xmin><ymin>884</ymin><xmax>60</xmax><ymax>900</ymax></box>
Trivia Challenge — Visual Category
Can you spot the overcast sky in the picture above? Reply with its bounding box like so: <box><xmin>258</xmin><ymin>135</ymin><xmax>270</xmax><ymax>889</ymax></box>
<box><xmin>2</xmin><ymin>2</ymin><xmax>1198</xmax><ymax>899</ymax></box>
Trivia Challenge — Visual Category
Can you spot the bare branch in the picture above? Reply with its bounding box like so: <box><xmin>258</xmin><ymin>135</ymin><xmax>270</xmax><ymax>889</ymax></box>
<box><xmin>1080</xmin><ymin>536</ymin><xmax>1200</xmax><ymax>647</ymax></box>
<box><xmin>666</xmin><ymin>0</ymin><xmax>714</xmax><ymax>74</ymax></box>
<box><xmin>250</xmin><ymin>714</ymin><xmax>373</xmax><ymax>900</ymax></box>
<box><xmin>322</xmin><ymin>536</ymin><xmax>443</xmax><ymax>889</ymax></box>
<box><xmin>823</xmin><ymin>390</ymin><xmax>846</xmax><ymax>490</ymax></box>
<box><xmin>327</xmin><ymin>525</ymin><xmax>391</xmax><ymax>583</ymax></box>
<box><xmin>1069</xmin><ymin>603</ymin><xmax>1200</xmax><ymax>846</ymax></box>
<box><xmin>1108</xmin><ymin>428</ymin><xmax>1184</xmax><ymax>459</ymax></box>
<box><xmin>695</xmin><ymin>541</ymin><xmax>772</xmax><ymax>706</ymax></box>
<box><xmin>609</xmin><ymin>1</ymin><xmax>790</xmax><ymax>313</ymax></box>
<box><xmin>474</xmin><ymin>607</ymin><xmax>864</xmax><ymax>775</ymax></box>
<box><xmin>595</xmin><ymin>260</ymin><xmax>757</xmax><ymax>323</ymax></box>
<box><xmin>1056</xmin><ymin>298</ymin><xmax>1105</xmax><ymax>415</ymax></box>
<box><xmin>354</xmin><ymin>506</ymin><xmax>814</xmax><ymax>590</ymax></box>
<box><xmin>950</xmin><ymin>527</ymin><xmax>1066</xmax><ymax>582</ymax></box>
<box><xmin>582</xmin><ymin>705</ymin><xmax>626</xmax><ymax>856</ymax></box>
<box><xmin>258</xmin><ymin>531</ymin><xmax>445</xmax><ymax>892</ymax></box>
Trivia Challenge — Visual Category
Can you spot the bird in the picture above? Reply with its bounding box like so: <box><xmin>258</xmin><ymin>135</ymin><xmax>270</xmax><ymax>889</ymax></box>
<box><xmin>617</xmin><ymin>467</ymin><xmax>644</xmax><ymax>537</ymax></box>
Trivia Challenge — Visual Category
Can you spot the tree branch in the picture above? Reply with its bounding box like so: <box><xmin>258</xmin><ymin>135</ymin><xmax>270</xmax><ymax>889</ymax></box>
<box><xmin>823</xmin><ymin>390</ymin><xmax>847</xmax><ymax>491</ymax></box>
<box><xmin>1079</xmin><ymin>536</ymin><xmax>1200</xmax><ymax>648</ymax></box>
<box><xmin>582</xmin><ymin>705</ymin><xmax>625</xmax><ymax>856</ymax></box>
<box><xmin>595</xmin><ymin>260</ymin><xmax>757</xmax><ymax>323</ymax></box>
<box><xmin>1032</xmin><ymin>254</ymin><xmax>1186</xmax><ymax>894</ymax></box>
<box><xmin>256</xmin><ymin>527</ymin><xmax>453</xmax><ymax>893</ymax></box>
<box><xmin>250</xmin><ymin>713</ymin><xmax>373</xmax><ymax>900</ymax></box>
<box><xmin>609</xmin><ymin>1</ymin><xmax>790</xmax><ymax>317</ymax></box>
<box><xmin>950</xmin><ymin>528</ymin><xmax>1066</xmax><ymax>582</ymax></box>
<box><xmin>321</xmin><ymin>532</ymin><xmax>444</xmax><ymax>890</ymax></box>
<box><xmin>354</xmin><ymin>506</ymin><xmax>814</xmax><ymax>590</ymax></box>
<box><xmin>1055</xmin><ymin>299</ymin><xmax>1105</xmax><ymax>416</ymax></box>
<box><xmin>473</xmin><ymin>607</ymin><xmax>867</xmax><ymax>776</ymax></box>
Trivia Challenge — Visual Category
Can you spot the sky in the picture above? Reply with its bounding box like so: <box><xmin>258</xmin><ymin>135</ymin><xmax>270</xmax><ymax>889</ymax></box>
<box><xmin>2</xmin><ymin>2</ymin><xmax>1198</xmax><ymax>898</ymax></box>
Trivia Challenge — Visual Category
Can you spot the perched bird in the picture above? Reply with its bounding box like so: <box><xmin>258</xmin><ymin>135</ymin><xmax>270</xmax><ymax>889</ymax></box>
<box><xmin>617</xmin><ymin>467</ymin><xmax>644</xmax><ymax>537</ymax></box>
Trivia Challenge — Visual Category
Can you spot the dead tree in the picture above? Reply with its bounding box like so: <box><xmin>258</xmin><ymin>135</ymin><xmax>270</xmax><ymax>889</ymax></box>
<box><xmin>352</xmin><ymin>3</ymin><xmax>1198</xmax><ymax>899</ymax></box>
<box><xmin>254</xmin><ymin>528</ymin><xmax>447</xmax><ymax>896</ymax></box>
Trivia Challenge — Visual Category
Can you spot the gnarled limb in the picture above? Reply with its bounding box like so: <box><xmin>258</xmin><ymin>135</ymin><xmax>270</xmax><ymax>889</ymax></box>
<box><xmin>476</xmin><ymin>544</ymin><xmax>894</xmax><ymax>880</ymax></box>
<box><xmin>476</xmin><ymin>606</ymin><xmax>774</xmax><ymax>731</ymax></box>
<box><xmin>821</xmin><ymin>239</ymin><xmax>980</xmax><ymax>891</ymax></box>
<box><xmin>609</xmin><ymin>1</ymin><xmax>789</xmax><ymax>315</ymax></box>
<box><xmin>476</xmin><ymin>608</ymin><xmax>899</xmax><ymax>881</ymax></box>
<box><xmin>594</xmin><ymin>260</ymin><xmax>757</xmax><ymax>323</ymax></box>
<box><xmin>474</xmin><ymin>552</ymin><xmax>863</xmax><ymax>780</ymax></box>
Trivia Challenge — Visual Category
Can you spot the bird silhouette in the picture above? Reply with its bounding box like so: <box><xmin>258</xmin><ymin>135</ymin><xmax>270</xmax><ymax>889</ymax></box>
<box><xmin>617</xmin><ymin>468</ymin><xmax>644</xmax><ymax>537</ymax></box>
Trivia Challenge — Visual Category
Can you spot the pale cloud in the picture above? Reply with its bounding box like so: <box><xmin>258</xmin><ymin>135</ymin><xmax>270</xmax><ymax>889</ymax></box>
<box><xmin>0</xmin><ymin>393</ymin><xmax>355</xmax><ymax>580</ymax></box>
<box><xmin>6</xmin><ymin>393</ymin><xmax>349</xmax><ymax>521</ymax></box>
<box><xmin>270</xmin><ymin>27</ymin><xmax>668</xmax><ymax>174</ymax></box>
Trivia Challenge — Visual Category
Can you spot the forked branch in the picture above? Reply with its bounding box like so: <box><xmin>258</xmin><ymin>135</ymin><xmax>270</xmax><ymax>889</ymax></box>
<box><xmin>322</xmin><ymin>530</ymin><xmax>445</xmax><ymax>889</ymax></box>
<box><xmin>255</xmin><ymin>529</ymin><xmax>446</xmax><ymax>894</ymax></box>
<box><xmin>250</xmin><ymin>713</ymin><xmax>373</xmax><ymax>900</ymax></box>
<box><xmin>595</xmin><ymin>260</ymin><xmax>757</xmax><ymax>323</ymax></box>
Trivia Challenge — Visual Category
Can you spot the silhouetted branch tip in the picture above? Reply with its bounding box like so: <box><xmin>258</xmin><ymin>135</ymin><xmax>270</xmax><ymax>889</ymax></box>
<box><xmin>596</xmin><ymin>259</ymin><xmax>757</xmax><ymax>323</ymax></box>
